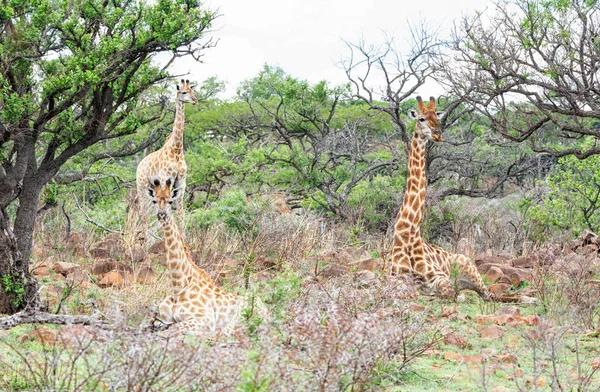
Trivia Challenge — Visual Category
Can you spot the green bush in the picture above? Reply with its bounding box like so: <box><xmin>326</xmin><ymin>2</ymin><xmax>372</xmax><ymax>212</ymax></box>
<box><xmin>189</xmin><ymin>190</ymin><xmax>257</xmax><ymax>234</ymax></box>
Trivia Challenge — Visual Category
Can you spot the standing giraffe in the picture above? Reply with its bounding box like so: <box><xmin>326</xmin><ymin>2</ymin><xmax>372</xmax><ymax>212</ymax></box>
<box><xmin>391</xmin><ymin>96</ymin><xmax>536</xmax><ymax>303</ymax></box>
<box><xmin>134</xmin><ymin>79</ymin><xmax>197</xmax><ymax>240</ymax></box>
<box><xmin>151</xmin><ymin>184</ymin><xmax>266</xmax><ymax>336</ymax></box>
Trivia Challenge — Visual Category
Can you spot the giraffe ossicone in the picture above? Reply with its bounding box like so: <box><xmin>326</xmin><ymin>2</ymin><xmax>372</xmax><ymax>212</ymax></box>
<box><xmin>391</xmin><ymin>96</ymin><xmax>537</xmax><ymax>304</ymax></box>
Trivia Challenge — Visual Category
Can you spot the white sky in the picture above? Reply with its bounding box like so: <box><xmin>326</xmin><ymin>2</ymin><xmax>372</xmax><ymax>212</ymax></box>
<box><xmin>171</xmin><ymin>0</ymin><xmax>492</xmax><ymax>98</ymax></box>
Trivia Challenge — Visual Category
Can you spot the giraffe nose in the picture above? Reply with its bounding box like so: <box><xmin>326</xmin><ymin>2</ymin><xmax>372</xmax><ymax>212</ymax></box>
<box><xmin>157</xmin><ymin>211</ymin><xmax>167</xmax><ymax>220</ymax></box>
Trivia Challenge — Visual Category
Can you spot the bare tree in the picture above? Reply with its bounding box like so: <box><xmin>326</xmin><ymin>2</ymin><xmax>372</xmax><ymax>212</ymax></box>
<box><xmin>439</xmin><ymin>0</ymin><xmax>600</xmax><ymax>159</ymax></box>
<box><xmin>341</xmin><ymin>22</ymin><xmax>542</xmax><ymax>202</ymax></box>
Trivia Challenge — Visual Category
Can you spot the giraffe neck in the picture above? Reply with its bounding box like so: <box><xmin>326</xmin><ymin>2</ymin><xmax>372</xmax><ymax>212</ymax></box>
<box><xmin>394</xmin><ymin>133</ymin><xmax>428</xmax><ymax>241</ymax></box>
<box><xmin>166</xmin><ymin>97</ymin><xmax>185</xmax><ymax>156</ymax></box>
<box><xmin>161</xmin><ymin>214</ymin><xmax>196</xmax><ymax>292</ymax></box>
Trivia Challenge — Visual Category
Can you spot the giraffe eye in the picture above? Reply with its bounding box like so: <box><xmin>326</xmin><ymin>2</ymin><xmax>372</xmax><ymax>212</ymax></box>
<box><xmin>153</xmin><ymin>179</ymin><xmax>160</xmax><ymax>186</ymax></box>
<box><xmin>419</xmin><ymin>118</ymin><xmax>426</xmax><ymax>123</ymax></box>
<box><xmin>166</xmin><ymin>178</ymin><xmax>172</xmax><ymax>186</ymax></box>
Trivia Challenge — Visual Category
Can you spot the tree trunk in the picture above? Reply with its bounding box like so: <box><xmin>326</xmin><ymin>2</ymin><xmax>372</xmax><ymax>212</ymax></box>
<box><xmin>0</xmin><ymin>178</ymin><xmax>42</xmax><ymax>315</ymax></box>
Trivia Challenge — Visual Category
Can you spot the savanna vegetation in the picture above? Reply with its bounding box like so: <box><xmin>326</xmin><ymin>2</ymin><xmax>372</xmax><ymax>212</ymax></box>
<box><xmin>1</xmin><ymin>0</ymin><xmax>600</xmax><ymax>390</ymax></box>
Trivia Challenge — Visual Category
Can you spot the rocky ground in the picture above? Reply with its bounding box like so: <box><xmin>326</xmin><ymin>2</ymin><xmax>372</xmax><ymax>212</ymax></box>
<box><xmin>2</xmin><ymin>224</ymin><xmax>600</xmax><ymax>390</ymax></box>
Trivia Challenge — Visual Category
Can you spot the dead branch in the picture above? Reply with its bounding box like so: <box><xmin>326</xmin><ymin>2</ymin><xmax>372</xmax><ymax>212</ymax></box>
<box><xmin>0</xmin><ymin>308</ymin><xmax>108</xmax><ymax>330</ymax></box>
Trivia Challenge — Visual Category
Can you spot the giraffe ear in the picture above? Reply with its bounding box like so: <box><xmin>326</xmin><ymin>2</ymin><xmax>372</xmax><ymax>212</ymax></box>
<box><xmin>436</xmin><ymin>111</ymin><xmax>446</xmax><ymax>119</ymax></box>
<box><xmin>408</xmin><ymin>110</ymin><xmax>418</xmax><ymax>119</ymax></box>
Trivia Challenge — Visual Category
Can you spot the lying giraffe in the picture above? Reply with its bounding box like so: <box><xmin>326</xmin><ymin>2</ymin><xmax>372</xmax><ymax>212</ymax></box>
<box><xmin>152</xmin><ymin>183</ymin><xmax>267</xmax><ymax>337</ymax></box>
<box><xmin>134</xmin><ymin>79</ymin><xmax>197</xmax><ymax>242</ymax></box>
<box><xmin>391</xmin><ymin>96</ymin><xmax>536</xmax><ymax>304</ymax></box>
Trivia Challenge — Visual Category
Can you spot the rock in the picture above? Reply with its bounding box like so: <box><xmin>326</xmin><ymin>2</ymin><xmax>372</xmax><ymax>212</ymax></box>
<box><xmin>496</xmin><ymin>264</ymin><xmax>532</xmax><ymax>286</ymax></box>
<box><xmin>127</xmin><ymin>244</ymin><xmax>146</xmax><ymax>263</ymax></box>
<box><xmin>91</xmin><ymin>259</ymin><xmax>132</xmax><ymax>277</ymax></box>
<box><xmin>492</xmin><ymin>353</ymin><xmax>518</xmax><ymax>364</ymax></box>
<box><xmin>66</xmin><ymin>232</ymin><xmax>86</xmax><ymax>258</ymax></box>
<box><xmin>477</xmin><ymin>306</ymin><xmax>540</xmax><ymax>326</ymax></box>
<box><xmin>591</xmin><ymin>357</ymin><xmax>600</xmax><ymax>370</ymax></box>
<box><xmin>88</xmin><ymin>242</ymin><xmax>110</xmax><ymax>259</ymax></box>
<box><xmin>320</xmin><ymin>264</ymin><xmax>349</xmax><ymax>278</ymax></box>
<box><xmin>136</xmin><ymin>264</ymin><xmax>157</xmax><ymax>285</ymax></box>
<box><xmin>148</xmin><ymin>240</ymin><xmax>166</xmax><ymax>255</ymax></box>
<box><xmin>443</xmin><ymin>332</ymin><xmax>469</xmax><ymax>349</ymax></box>
<box><xmin>254</xmin><ymin>255</ymin><xmax>279</xmax><ymax>270</ymax></box>
<box><xmin>569</xmin><ymin>239</ymin><xmax>584</xmax><ymax>252</ymax></box>
<box><xmin>89</xmin><ymin>238</ymin><xmax>125</xmax><ymax>260</ymax></box>
<box><xmin>98</xmin><ymin>271</ymin><xmax>124</xmax><ymax>288</ymax></box>
<box><xmin>443</xmin><ymin>351</ymin><xmax>482</xmax><ymax>364</ymax></box>
<box><xmin>18</xmin><ymin>327</ymin><xmax>57</xmax><ymax>345</ymax></box>
<box><xmin>484</xmin><ymin>266</ymin><xmax>504</xmax><ymax>283</ymax></box>
<box><xmin>581</xmin><ymin>244</ymin><xmax>598</xmax><ymax>256</ymax></box>
<box><xmin>581</xmin><ymin>229</ymin><xmax>598</xmax><ymax>244</ymax></box>
<box><xmin>32</xmin><ymin>266</ymin><xmax>52</xmax><ymax>277</ymax></box>
<box><xmin>480</xmin><ymin>325</ymin><xmax>505</xmax><ymax>340</ymax></box>
<box><xmin>408</xmin><ymin>304</ymin><xmax>426</xmax><ymax>312</ymax></box>
<box><xmin>489</xmin><ymin>283</ymin><xmax>512</xmax><ymax>295</ymax></box>
<box><xmin>349</xmin><ymin>256</ymin><xmax>376</xmax><ymax>271</ymax></box>
<box><xmin>105</xmin><ymin>232</ymin><xmax>122</xmax><ymax>243</ymax></box>
<box><xmin>354</xmin><ymin>270</ymin><xmax>377</xmax><ymax>287</ymax></box>
<box><xmin>52</xmin><ymin>262</ymin><xmax>80</xmax><ymax>276</ymax></box>
<box><xmin>511</xmin><ymin>256</ymin><xmax>538</xmax><ymax>269</ymax></box>
<box><xmin>65</xmin><ymin>269</ymin><xmax>91</xmax><ymax>288</ymax></box>
<box><xmin>475</xmin><ymin>255</ymin><xmax>509</xmax><ymax>267</ymax></box>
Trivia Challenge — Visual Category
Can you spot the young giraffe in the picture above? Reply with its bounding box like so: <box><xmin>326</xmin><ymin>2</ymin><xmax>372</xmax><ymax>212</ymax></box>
<box><xmin>391</xmin><ymin>96</ymin><xmax>536</xmax><ymax>304</ymax></box>
<box><xmin>152</xmin><ymin>184</ymin><xmax>266</xmax><ymax>336</ymax></box>
<box><xmin>135</xmin><ymin>79</ymin><xmax>197</xmax><ymax>238</ymax></box>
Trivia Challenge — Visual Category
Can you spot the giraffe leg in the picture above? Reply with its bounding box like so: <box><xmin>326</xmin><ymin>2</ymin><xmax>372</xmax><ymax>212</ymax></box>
<box><xmin>450</xmin><ymin>254</ymin><xmax>493</xmax><ymax>301</ymax></box>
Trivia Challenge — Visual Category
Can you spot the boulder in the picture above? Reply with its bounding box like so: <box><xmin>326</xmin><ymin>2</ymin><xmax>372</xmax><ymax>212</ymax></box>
<box><xmin>354</xmin><ymin>270</ymin><xmax>377</xmax><ymax>287</ymax></box>
<box><xmin>97</xmin><ymin>271</ymin><xmax>124</xmax><ymax>288</ymax></box>
<box><xmin>581</xmin><ymin>244</ymin><xmax>598</xmax><ymax>256</ymax></box>
<box><xmin>127</xmin><ymin>244</ymin><xmax>146</xmax><ymax>263</ymax></box>
<box><xmin>475</xmin><ymin>255</ymin><xmax>509</xmax><ymax>267</ymax></box>
<box><xmin>511</xmin><ymin>256</ymin><xmax>538</xmax><ymax>269</ymax></box>
<box><xmin>136</xmin><ymin>264</ymin><xmax>157</xmax><ymax>285</ymax></box>
<box><xmin>489</xmin><ymin>283</ymin><xmax>512</xmax><ymax>295</ymax></box>
<box><xmin>320</xmin><ymin>264</ymin><xmax>349</xmax><ymax>278</ymax></box>
<box><xmin>484</xmin><ymin>266</ymin><xmax>504</xmax><ymax>283</ymax></box>
<box><xmin>91</xmin><ymin>259</ymin><xmax>133</xmax><ymax>277</ymax></box>
<box><xmin>52</xmin><ymin>262</ymin><xmax>80</xmax><ymax>276</ymax></box>
<box><xmin>89</xmin><ymin>237</ymin><xmax>125</xmax><ymax>260</ymax></box>
<box><xmin>66</xmin><ymin>232</ymin><xmax>86</xmax><ymax>258</ymax></box>
<box><xmin>148</xmin><ymin>240</ymin><xmax>166</xmax><ymax>255</ymax></box>
<box><xmin>569</xmin><ymin>239</ymin><xmax>584</xmax><ymax>252</ymax></box>
<box><xmin>581</xmin><ymin>229</ymin><xmax>598</xmax><ymax>244</ymax></box>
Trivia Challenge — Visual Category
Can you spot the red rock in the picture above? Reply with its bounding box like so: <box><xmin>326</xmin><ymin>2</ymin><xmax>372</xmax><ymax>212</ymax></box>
<box><xmin>136</xmin><ymin>264</ymin><xmax>157</xmax><ymax>285</ymax></box>
<box><xmin>148</xmin><ymin>240</ymin><xmax>165</xmax><ymax>255</ymax></box>
<box><xmin>91</xmin><ymin>259</ymin><xmax>132</xmax><ymax>276</ymax></box>
<box><xmin>98</xmin><ymin>271</ymin><xmax>124</xmax><ymax>288</ymax></box>
<box><xmin>443</xmin><ymin>351</ymin><xmax>482</xmax><ymax>364</ymax></box>
<box><xmin>127</xmin><ymin>244</ymin><xmax>146</xmax><ymax>263</ymax></box>
<box><xmin>320</xmin><ymin>264</ymin><xmax>349</xmax><ymax>278</ymax></box>
<box><xmin>408</xmin><ymin>304</ymin><xmax>426</xmax><ymax>312</ymax></box>
<box><xmin>591</xmin><ymin>357</ymin><xmax>600</xmax><ymax>369</ymax></box>
<box><xmin>484</xmin><ymin>266</ymin><xmax>504</xmax><ymax>283</ymax></box>
<box><xmin>18</xmin><ymin>327</ymin><xmax>57</xmax><ymax>345</ymax></box>
<box><xmin>52</xmin><ymin>262</ymin><xmax>80</xmax><ymax>276</ymax></box>
<box><xmin>492</xmin><ymin>353</ymin><xmax>518</xmax><ymax>363</ymax></box>
<box><xmin>444</xmin><ymin>332</ymin><xmax>469</xmax><ymax>349</ymax></box>
<box><xmin>489</xmin><ymin>283</ymin><xmax>512</xmax><ymax>295</ymax></box>
<box><xmin>480</xmin><ymin>325</ymin><xmax>505</xmax><ymax>340</ymax></box>
<box><xmin>511</xmin><ymin>256</ymin><xmax>538</xmax><ymax>269</ymax></box>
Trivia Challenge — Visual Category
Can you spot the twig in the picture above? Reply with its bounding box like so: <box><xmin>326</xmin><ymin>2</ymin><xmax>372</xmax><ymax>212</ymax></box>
<box><xmin>74</xmin><ymin>194</ymin><xmax>124</xmax><ymax>234</ymax></box>
<box><xmin>61</xmin><ymin>202</ymin><xmax>71</xmax><ymax>244</ymax></box>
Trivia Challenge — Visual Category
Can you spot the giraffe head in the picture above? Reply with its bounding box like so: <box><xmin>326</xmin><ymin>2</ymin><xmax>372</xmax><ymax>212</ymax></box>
<box><xmin>177</xmin><ymin>79</ymin><xmax>198</xmax><ymax>105</ymax></box>
<box><xmin>408</xmin><ymin>96</ymin><xmax>445</xmax><ymax>142</ymax></box>
<box><xmin>147</xmin><ymin>176</ymin><xmax>182</xmax><ymax>221</ymax></box>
